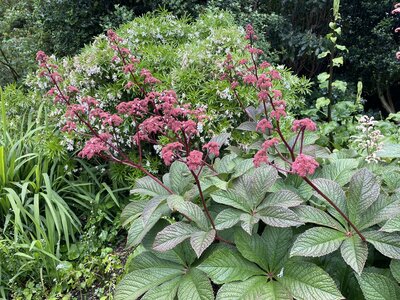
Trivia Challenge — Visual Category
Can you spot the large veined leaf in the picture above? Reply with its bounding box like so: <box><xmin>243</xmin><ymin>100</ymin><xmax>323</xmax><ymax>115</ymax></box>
<box><xmin>358</xmin><ymin>194</ymin><xmax>400</xmax><ymax>231</ymax></box>
<box><xmin>190</xmin><ymin>229</ymin><xmax>216</xmax><ymax>258</ymax></box>
<box><xmin>167</xmin><ymin>195</ymin><xmax>210</xmax><ymax>230</ymax></box>
<box><xmin>321</xmin><ymin>159</ymin><xmax>359</xmax><ymax>186</ymax></box>
<box><xmin>169</xmin><ymin>161</ymin><xmax>194</xmax><ymax>195</ymax></box>
<box><xmin>364</xmin><ymin>231</ymin><xmax>400</xmax><ymax>259</ymax></box>
<box><xmin>198</xmin><ymin>247</ymin><xmax>264</xmax><ymax>284</ymax></box>
<box><xmin>239</xmin><ymin>213</ymin><xmax>260</xmax><ymax>234</ymax></box>
<box><xmin>141</xmin><ymin>277</ymin><xmax>181</xmax><ymax>300</ymax></box>
<box><xmin>214</xmin><ymin>208</ymin><xmax>242</xmax><ymax>230</ymax></box>
<box><xmin>211</xmin><ymin>189</ymin><xmax>251</xmax><ymax>212</ymax></box>
<box><xmin>290</xmin><ymin>227</ymin><xmax>346</xmax><ymax>257</ymax></box>
<box><xmin>292</xmin><ymin>205</ymin><xmax>345</xmax><ymax>231</ymax></box>
<box><xmin>279</xmin><ymin>261</ymin><xmax>344</xmax><ymax>300</ymax></box>
<box><xmin>231</xmin><ymin>158</ymin><xmax>254</xmax><ymax>179</ymax></box>
<box><xmin>390</xmin><ymin>259</ymin><xmax>400</xmax><ymax>284</ymax></box>
<box><xmin>177</xmin><ymin>269</ymin><xmax>214</xmax><ymax>300</ymax></box>
<box><xmin>153</xmin><ymin>222</ymin><xmax>198</xmax><ymax>252</ymax></box>
<box><xmin>262</xmin><ymin>226</ymin><xmax>293</xmax><ymax>273</ymax></box>
<box><xmin>347</xmin><ymin>168</ymin><xmax>380</xmax><ymax>223</ymax></box>
<box><xmin>216</xmin><ymin>277</ymin><xmax>291</xmax><ymax>300</ymax></box>
<box><xmin>357</xmin><ymin>271</ymin><xmax>400</xmax><ymax>300</ymax></box>
<box><xmin>120</xmin><ymin>199</ymin><xmax>149</xmax><ymax>227</ymax></box>
<box><xmin>311</xmin><ymin>178</ymin><xmax>348</xmax><ymax>226</ymax></box>
<box><xmin>259</xmin><ymin>190</ymin><xmax>303</xmax><ymax>209</ymax></box>
<box><xmin>131</xmin><ymin>176</ymin><xmax>171</xmax><ymax>197</ymax></box>
<box><xmin>129</xmin><ymin>252</ymin><xmax>183</xmax><ymax>271</ymax></box>
<box><xmin>381</xmin><ymin>215</ymin><xmax>400</xmax><ymax>233</ymax></box>
<box><xmin>142</xmin><ymin>196</ymin><xmax>168</xmax><ymax>224</ymax></box>
<box><xmin>115</xmin><ymin>252</ymin><xmax>184</xmax><ymax>300</ymax></box>
<box><xmin>234</xmin><ymin>229</ymin><xmax>269</xmax><ymax>271</ymax></box>
<box><xmin>258</xmin><ymin>206</ymin><xmax>303</xmax><ymax>227</ymax></box>
<box><xmin>214</xmin><ymin>154</ymin><xmax>237</xmax><ymax>174</ymax></box>
<box><xmin>340</xmin><ymin>235</ymin><xmax>368</xmax><ymax>275</ymax></box>
<box><xmin>236</xmin><ymin>165</ymin><xmax>278</xmax><ymax>209</ymax></box>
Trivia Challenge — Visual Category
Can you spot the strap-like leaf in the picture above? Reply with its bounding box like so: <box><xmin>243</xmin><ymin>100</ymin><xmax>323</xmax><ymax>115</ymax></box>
<box><xmin>357</xmin><ymin>271</ymin><xmax>400</xmax><ymax>300</ymax></box>
<box><xmin>348</xmin><ymin>168</ymin><xmax>380</xmax><ymax>224</ymax></box>
<box><xmin>198</xmin><ymin>247</ymin><xmax>264</xmax><ymax>284</ymax></box>
<box><xmin>340</xmin><ymin>235</ymin><xmax>368</xmax><ymax>275</ymax></box>
<box><xmin>290</xmin><ymin>227</ymin><xmax>345</xmax><ymax>257</ymax></box>
<box><xmin>177</xmin><ymin>269</ymin><xmax>214</xmax><ymax>300</ymax></box>
<box><xmin>153</xmin><ymin>222</ymin><xmax>198</xmax><ymax>252</ymax></box>
<box><xmin>279</xmin><ymin>261</ymin><xmax>343</xmax><ymax>300</ymax></box>
<box><xmin>364</xmin><ymin>231</ymin><xmax>400</xmax><ymax>259</ymax></box>
<box><xmin>258</xmin><ymin>206</ymin><xmax>303</xmax><ymax>227</ymax></box>
<box><xmin>190</xmin><ymin>229</ymin><xmax>216</xmax><ymax>258</ymax></box>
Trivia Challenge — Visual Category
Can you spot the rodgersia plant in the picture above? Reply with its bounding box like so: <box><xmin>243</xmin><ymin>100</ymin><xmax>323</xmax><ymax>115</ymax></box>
<box><xmin>37</xmin><ymin>25</ymin><xmax>400</xmax><ymax>300</ymax></box>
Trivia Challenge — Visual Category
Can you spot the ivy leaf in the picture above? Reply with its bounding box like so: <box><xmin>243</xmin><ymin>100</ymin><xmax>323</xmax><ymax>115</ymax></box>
<box><xmin>214</xmin><ymin>208</ymin><xmax>242</xmax><ymax>230</ymax></box>
<box><xmin>340</xmin><ymin>235</ymin><xmax>368</xmax><ymax>275</ymax></box>
<box><xmin>293</xmin><ymin>205</ymin><xmax>345</xmax><ymax>231</ymax></box>
<box><xmin>153</xmin><ymin>222</ymin><xmax>198</xmax><ymax>252</ymax></box>
<box><xmin>216</xmin><ymin>277</ymin><xmax>291</xmax><ymax>300</ymax></box>
<box><xmin>167</xmin><ymin>195</ymin><xmax>210</xmax><ymax>230</ymax></box>
<box><xmin>357</xmin><ymin>271</ymin><xmax>400</xmax><ymax>300</ymax></box>
<box><xmin>177</xmin><ymin>269</ymin><xmax>214</xmax><ymax>300</ymax></box>
<box><xmin>279</xmin><ymin>261</ymin><xmax>343</xmax><ymax>300</ymax></box>
<box><xmin>190</xmin><ymin>229</ymin><xmax>216</xmax><ymax>258</ymax></box>
<box><xmin>141</xmin><ymin>277</ymin><xmax>181</xmax><ymax>300</ymax></box>
<box><xmin>131</xmin><ymin>176</ymin><xmax>171</xmax><ymax>197</ymax></box>
<box><xmin>198</xmin><ymin>247</ymin><xmax>264</xmax><ymax>284</ymax></box>
<box><xmin>258</xmin><ymin>206</ymin><xmax>303</xmax><ymax>227</ymax></box>
<box><xmin>364</xmin><ymin>231</ymin><xmax>400</xmax><ymax>259</ymax></box>
<box><xmin>311</xmin><ymin>178</ymin><xmax>348</xmax><ymax>226</ymax></box>
<box><xmin>234</xmin><ymin>229</ymin><xmax>269</xmax><ymax>271</ymax></box>
<box><xmin>290</xmin><ymin>227</ymin><xmax>346</xmax><ymax>257</ymax></box>
<box><xmin>390</xmin><ymin>259</ymin><xmax>400</xmax><ymax>284</ymax></box>
<box><xmin>262</xmin><ymin>226</ymin><xmax>293</xmax><ymax>273</ymax></box>
<box><xmin>348</xmin><ymin>168</ymin><xmax>380</xmax><ymax>224</ymax></box>
<box><xmin>258</xmin><ymin>190</ymin><xmax>303</xmax><ymax>209</ymax></box>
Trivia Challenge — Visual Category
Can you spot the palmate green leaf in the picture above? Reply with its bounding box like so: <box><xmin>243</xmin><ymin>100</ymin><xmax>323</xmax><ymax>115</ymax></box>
<box><xmin>292</xmin><ymin>205</ymin><xmax>345</xmax><ymax>231</ymax></box>
<box><xmin>216</xmin><ymin>277</ymin><xmax>291</xmax><ymax>300</ymax></box>
<box><xmin>131</xmin><ymin>176</ymin><xmax>171</xmax><ymax>197</ymax></box>
<box><xmin>279</xmin><ymin>261</ymin><xmax>344</xmax><ymax>300</ymax></box>
<box><xmin>239</xmin><ymin>213</ymin><xmax>259</xmax><ymax>234</ymax></box>
<box><xmin>357</xmin><ymin>271</ymin><xmax>400</xmax><ymax>300</ymax></box>
<box><xmin>190</xmin><ymin>229</ymin><xmax>216</xmax><ymax>258</ymax></box>
<box><xmin>321</xmin><ymin>159</ymin><xmax>359</xmax><ymax>186</ymax></box>
<box><xmin>197</xmin><ymin>246</ymin><xmax>264</xmax><ymax>284</ymax></box>
<box><xmin>340</xmin><ymin>235</ymin><xmax>368</xmax><ymax>275</ymax></box>
<box><xmin>263</xmin><ymin>226</ymin><xmax>293</xmax><ymax>273</ymax></box>
<box><xmin>211</xmin><ymin>189</ymin><xmax>251</xmax><ymax>212</ymax></box>
<box><xmin>231</xmin><ymin>158</ymin><xmax>254</xmax><ymax>179</ymax></box>
<box><xmin>234</xmin><ymin>229</ymin><xmax>269</xmax><ymax>271</ymax></box>
<box><xmin>358</xmin><ymin>194</ymin><xmax>400</xmax><ymax>231</ymax></box>
<box><xmin>142</xmin><ymin>195</ymin><xmax>168</xmax><ymax>224</ymax></box>
<box><xmin>167</xmin><ymin>195</ymin><xmax>210</xmax><ymax>230</ymax></box>
<box><xmin>311</xmin><ymin>178</ymin><xmax>348</xmax><ymax>226</ymax></box>
<box><xmin>178</xmin><ymin>269</ymin><xmax>214</xmax><ymax>300</ymax></box>
<box><xmin>214</xmin><ymin>208</ymin><xmax>242</xmax><ymax>230</ymax></box>
<box><xmin>390</xmin><ymin>259</ymin><xmax>400</xmax><ymax>283</ymax></box>
<box><xmin>153</xmin><ymin>222</ymin><xmax>198</xmax><ymax>252</ymax></box>
<box><xmin>381</xmin><ymin>215</ymin><xmax>400</xmax><ymax>233</ymax></box>
<box><xmin>214</xmin><ymin>153</ymin><xmax>237</xmax><ymax>174</ymax></box>
<box><xmin>141</xmin><ymin>277</ymin><xmax>181</xmax><ymax>300</ymax></box>
<box><xmin>364</xmin><ymin>231</ymin><xmax>400</xmax><ymax>259</ymax></box>
<box><xmin>290</xmin><ymin>227</ymin><xmax>346</xmax><ymax>257</ymax></box>
<box><xmin>236</xmin><ymin>165</ymin><xmax>278</xmax><ymax>209</ymax></box>
<box><xmin>258</xmin><ymin>190</ymin><xmax>303</xmax><ymax>209</ymax></box>
<box><xmin>348</xmin><ymin>168</ymin><xmax>380</xmax><ymax>224</ymax></box>
<box><xmin>169</xmin><ymin>161</ymin><xmax>194</xmax><ymax>194</ymax></box>
<box><xmin>258</xmin><ymin>206</ymin><xmax>303</xmax><ymax>228</ymax></box>
<box><xmin>120</xmin><ymin>198</ymin><xmax>148</xmax><ymax>227</ymax></box>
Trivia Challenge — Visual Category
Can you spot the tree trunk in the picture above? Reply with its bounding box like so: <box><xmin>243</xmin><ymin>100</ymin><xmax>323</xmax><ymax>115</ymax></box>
<box><xmin>377</xmin><ymin>84</ymin><xmax>396</xmax><ymax>114</ymax></box>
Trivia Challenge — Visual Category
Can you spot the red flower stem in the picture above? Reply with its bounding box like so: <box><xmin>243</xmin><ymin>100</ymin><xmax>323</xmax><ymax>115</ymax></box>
<box><xmin>291</xmin><ymin>129</ymin><xmax>303</xmax><ymax>151</ymax></box>
<box><xmin>302</xmin><ymin>177</ymin><xmax>366</xmax><ymax>241</ymax></box>
<box><xmin>300</xmin><ymin>129</ymin><xmax>305</xmax><ymax>154</ymax></box>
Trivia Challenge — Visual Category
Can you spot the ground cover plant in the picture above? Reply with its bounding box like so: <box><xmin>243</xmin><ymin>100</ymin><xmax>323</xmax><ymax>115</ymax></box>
<box><xmin>34</xmin><ymin>8</ymin><xmax>400</xmax><ymax>298</ymax></box>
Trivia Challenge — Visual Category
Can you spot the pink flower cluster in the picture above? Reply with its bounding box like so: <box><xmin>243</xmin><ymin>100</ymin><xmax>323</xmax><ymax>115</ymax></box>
<box><xmin>292</xmin><ymin>118</ymin><xmax>317</xmax><ymax>132</ymax></box>
<box><xmin>291</xmin><ymin>154</ymin><xmax>319</xmax><ymax>177</ymax></box>
<box><xmin>253</xmin><ymin>138</ymin><xmax>279</xmax><ymax>167</ymax></box>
